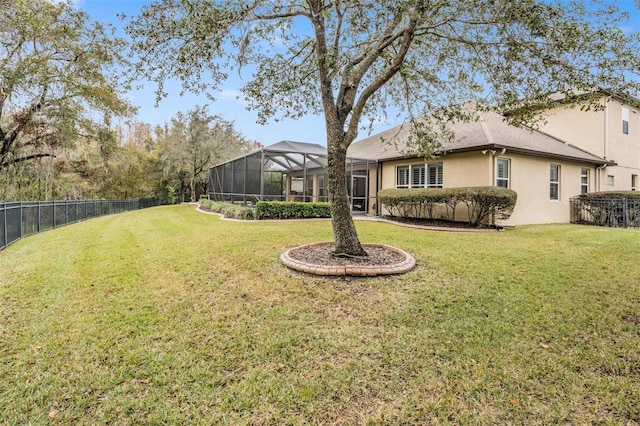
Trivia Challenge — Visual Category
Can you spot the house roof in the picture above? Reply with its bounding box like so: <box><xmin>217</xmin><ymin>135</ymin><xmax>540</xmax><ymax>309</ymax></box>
<box><xmin>347</xmin><ymin>110</ymin><xmax>615</xmax><ymax>166</ymax></box>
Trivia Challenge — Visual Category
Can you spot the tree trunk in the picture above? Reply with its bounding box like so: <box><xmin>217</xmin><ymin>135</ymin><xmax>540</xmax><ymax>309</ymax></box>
<box><xmin>327</xmin><ymin>135</ymin><xmax>367</xmax><ymax>257</ymax></box>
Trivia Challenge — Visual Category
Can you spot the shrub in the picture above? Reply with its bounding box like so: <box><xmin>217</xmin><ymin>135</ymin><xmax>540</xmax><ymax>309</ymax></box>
<box><xmin>577</xmin><ymin>191</ymin><xmax>640</xmax><ymax>200</ymax></box>
<box><xmin>378</xmin><ymin>186</ymin><xmax>517</xmax><ymax>226</ymax></box>
<box><xmin>378</xmin><ymin>188</ymin><xmax>451</xmax><ymax>218</ymax></box>
<box><xmin>200</xmin><ymin>200</ymin><xmax>255</xmax><ymax>220</ymax></box>
<box><xmin>459</xmin><ymin>186</ymin><xmax>518</xmax><ymax>226</ymax></box>
<box><xmin>255</xmin><ymin>201</ymin><xmax>331</xmax><ymax>220</ymax></box>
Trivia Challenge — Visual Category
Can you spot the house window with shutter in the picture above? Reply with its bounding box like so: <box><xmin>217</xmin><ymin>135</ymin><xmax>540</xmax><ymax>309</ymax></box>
<box><xmin>623</xmin><ymin>106</ymin><xmax>629</xmax><ymax>135</ymax></box>
<box><xmin>411</xmin><ymin>165</ymin><xmax>425</xmax><ymax>187</ymax></box>
<box><xmin>396</xmin><ymin>166</ymin><xmax>410</xmax><ymax>188</ymax></box>
<box><xmin>496</xmin><ymin>158</ymin><xmax>510</xmax><ymax>188</ymax></box>
<box><xmin>427</xmin><ymin>163</ymin><xmax>443</xmax><ymax>188</ymax></box>
<box><xmin>396</xmin><ymin>163</ymin><xmax>443</xmax><ymax>188</ymax></box>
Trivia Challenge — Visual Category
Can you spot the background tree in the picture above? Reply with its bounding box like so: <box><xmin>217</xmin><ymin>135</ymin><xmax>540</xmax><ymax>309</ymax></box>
<box><xmin>0</xmin><ymin>0</ymin><xmax>132</xmax><ymax>173</ymax></box>
<box><xmin>157</xmin><ymin>106</ymin><xmax>253</xmax><ymax>202</ymax></box>
<box><xmin>127</xmin><ymin>0</ymin><xmax>640</xmax><ymax>256</ymax></box>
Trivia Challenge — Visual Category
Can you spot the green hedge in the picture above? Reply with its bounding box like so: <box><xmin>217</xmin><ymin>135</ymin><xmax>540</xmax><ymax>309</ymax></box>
<box><xmin>378</xmin><ymin>186</ymin><xmax>517</xmax><ymax>226</ymax></box>
<box><xmin>578</xmin><ymin>191</ymin><xmax>640</xmax><ymax>200</ymax></box>
<box><xmin>255</xmin><ymin>201</ymin><xmax>331</xmax><ymax>220</ymax></box>
<box><xmin>200</xmin><ymin>200</ymin><xmax>255</xmax><ymax>220</ymax></box>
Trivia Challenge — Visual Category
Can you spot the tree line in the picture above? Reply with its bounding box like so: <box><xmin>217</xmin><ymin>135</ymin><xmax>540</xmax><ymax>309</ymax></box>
<box><xmin>1</xmin><ymin>0</ymin><xmax>252</xmax><ymax>203</ymax></box>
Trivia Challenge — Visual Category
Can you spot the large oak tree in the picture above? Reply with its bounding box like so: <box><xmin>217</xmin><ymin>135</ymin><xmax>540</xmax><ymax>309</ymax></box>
<box><xmin>1</xmin><ymin>0</ymin><xmax>132</xmax><ymax>172</ymax></box>
<box><xmin>126</xmin><ymin>0</ymin><xmax>639</xmax><ymax>256</ymax></box>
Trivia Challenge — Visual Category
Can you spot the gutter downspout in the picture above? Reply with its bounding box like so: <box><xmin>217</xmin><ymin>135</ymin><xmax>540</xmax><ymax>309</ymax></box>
<box><xmin>596</xmin><ymin>164</ymin><xmax>608</xmax><ymax>192</ymax></box>
<box><xmin>604</xmin><ymin>96</ymin><xmax>611</xmax><ymax>160</ymax></box>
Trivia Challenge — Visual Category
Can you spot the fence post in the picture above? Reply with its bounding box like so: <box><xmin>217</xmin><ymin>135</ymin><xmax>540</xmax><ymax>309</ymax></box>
<box><xmin>19</xmin><ymin>202</ymin><xmax>23</xmax><ymax>241</ymax></box>
<box><xmin>2</xmin><ymin>202</ymin><xmax>6</xmax><ymax>249</ymax></box>
<box><xmin>623</xmin><ymin>198</ymin><xmax>628</xmax><ymax>228</ymax></box>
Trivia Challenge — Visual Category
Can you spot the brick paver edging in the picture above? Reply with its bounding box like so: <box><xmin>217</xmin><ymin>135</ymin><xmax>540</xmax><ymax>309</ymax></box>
<box><xmin>280</xmin><ymin>242</ymin><xmax>416</xmax><ymax>277</ymax></box>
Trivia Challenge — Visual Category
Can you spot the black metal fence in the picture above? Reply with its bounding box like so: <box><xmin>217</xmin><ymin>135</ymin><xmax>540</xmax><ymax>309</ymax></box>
<box><xmin>570</xmin><ymin>197</ymin><xmax>640</xmax><ymax>229</ymax></box>
<box><xmin>1</xmin><ymin>198</ymin><xmax>159</xmax><ymax>251</ymax></box>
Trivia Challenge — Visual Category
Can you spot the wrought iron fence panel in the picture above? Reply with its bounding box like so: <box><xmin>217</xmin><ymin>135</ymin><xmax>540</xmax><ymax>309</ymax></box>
<box><xmin>0</xmin><ymin>198</ymin><xmax>159</xmax><ymax>251</ymax></box>
<box><xmin>570</xmin><ymin>197</ymin><xmax>640</xmax><ymax>229</ymax></box>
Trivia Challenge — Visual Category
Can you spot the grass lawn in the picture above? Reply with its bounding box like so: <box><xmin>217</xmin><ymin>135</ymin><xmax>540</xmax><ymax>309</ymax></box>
<box><xmin>1</xmin><ymin>204</ymin><xmax>639</xmax><ymax>424</ymax></box>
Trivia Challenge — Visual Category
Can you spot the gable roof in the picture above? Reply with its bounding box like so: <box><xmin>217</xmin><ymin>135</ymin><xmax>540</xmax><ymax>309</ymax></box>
<box><xmin>347</xmin><ymin>110</ymin><xmax>614</xmax><ymax>166</ymax></box>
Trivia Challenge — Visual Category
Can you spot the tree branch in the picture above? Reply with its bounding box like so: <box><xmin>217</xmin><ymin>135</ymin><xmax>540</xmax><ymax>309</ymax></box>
<box><xmin>345</xmin><ymin>12</ymin><xmax>419</xmax><ymax>145</ymax></box>
<box><xmin>0</xmin><ymin>152</ymin><xmax>57</xmax><ymax>169</ymax></box>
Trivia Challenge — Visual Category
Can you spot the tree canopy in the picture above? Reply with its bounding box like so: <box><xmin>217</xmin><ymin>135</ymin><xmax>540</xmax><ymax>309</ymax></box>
<box><xmin>0</xmin><ymin>0</ymin><xmax>133</xmax><ymax>170</ymax></box>
<box><xmin>126</xmin><ymin>0</ymin><xmax>640</xmax><ymax>255</ymax></box>
<box><xmin>156</xmin><ymin>106</ymin><xmax>254</xmax><ymax>202</ymax></box>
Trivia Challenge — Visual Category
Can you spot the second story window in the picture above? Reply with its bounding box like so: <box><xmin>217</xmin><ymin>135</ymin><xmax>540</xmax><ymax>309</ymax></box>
<box><xmin>622</xmin><ymin>106</ymin><xmax>629</xmax><ymax>135</ymax></box>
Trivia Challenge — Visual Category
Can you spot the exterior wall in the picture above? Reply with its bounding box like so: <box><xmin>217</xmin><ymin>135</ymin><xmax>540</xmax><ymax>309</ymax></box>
<box><xmin>540</xmin><ymin>96</ymin><xmax>640</xmax><ymax>192</ymax></box>
<box><xmin>376</xmin><ymin>151</ymin><xmax>597</xmax><ymax>226</ymax></box>
<box><xmin>539</xmin><ymin>98</ymin><xmax>606</xmax><ymax>158</ymax></box>
<box><xmin>500</xmin><ymin>154</ymin><xmax>594</xmax><ymax>226</ymax></box>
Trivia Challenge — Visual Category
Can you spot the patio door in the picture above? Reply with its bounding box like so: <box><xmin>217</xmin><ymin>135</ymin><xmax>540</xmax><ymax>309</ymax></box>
<box><xmin>349</xmin><ymin>174</ymin><xmax>368</xmax><ymax>213</ymax></box>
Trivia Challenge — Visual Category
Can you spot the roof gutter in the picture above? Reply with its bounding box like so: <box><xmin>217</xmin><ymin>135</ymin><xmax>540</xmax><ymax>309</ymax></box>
<box><xmin>439</xmin><ymin>144</ymin><xmax>616</xmax><ymax>167</ymax></box>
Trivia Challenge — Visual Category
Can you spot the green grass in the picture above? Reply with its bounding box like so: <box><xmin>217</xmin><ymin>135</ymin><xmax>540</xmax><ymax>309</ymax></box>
<box><xmin>1</xmin><ymin>204</ymin><xmax>639</xmax><ymax>424</ymax></box>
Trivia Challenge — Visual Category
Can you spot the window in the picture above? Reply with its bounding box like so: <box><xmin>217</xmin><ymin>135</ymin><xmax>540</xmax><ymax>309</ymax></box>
<box><xmin>633</xmin><ymin>174</ymin><xmax>638</xmax><ymax>191</ymax></box>
<box><xmin>550</xmin><ymin>165</ymin><xmax>560</xmax><ymax>201</ymax></box>
<box><xmin>622</xmin><ymin>106</ymin><xmax>629</xmax><ymax>135</ymax></box>
<box><xmin>580</xmin><ymin>168</ymin><xmax>589</xmax><ymax>194</ymax></box>
<box><xmin>427</xmin><ymin>163</ymin><xmax>443</xmax><ymax>188</ymax></box>
<box><xmin>396</xmin><ymin>166</ymin><xmax>410</xmax><ymax>188</ymax></box>
<box><xmin>496</xmin><ymin>158</ymin><xmax>510</xmax><ymax>188</ymax></box>
<box><xmin>411</xmin><ymin>165</ymin><xmax>425</xmax><ymax>187</ymax></box>
<box><xmin>396</xmin><ymin>163</ymin><xmax>443</xmax><ymax>188</ymax></box>
<box><xmin>607</xmin><ymin>175</ymin><xmax>615</xmax><ymax>187</ymax></box>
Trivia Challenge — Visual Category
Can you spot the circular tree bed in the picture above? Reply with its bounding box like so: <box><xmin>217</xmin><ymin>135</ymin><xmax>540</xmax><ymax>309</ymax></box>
<box><xmin>280</xmin><ymin>242</ymin><xmax>416</xmax><ymax>277</ymax></box>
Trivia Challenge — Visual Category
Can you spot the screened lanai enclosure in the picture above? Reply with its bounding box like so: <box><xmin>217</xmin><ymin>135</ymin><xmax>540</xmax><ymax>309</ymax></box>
<box><xmin>208</xmin><ymin>141</ymin><xmax>379</xmax><ymax>214</ymax></box>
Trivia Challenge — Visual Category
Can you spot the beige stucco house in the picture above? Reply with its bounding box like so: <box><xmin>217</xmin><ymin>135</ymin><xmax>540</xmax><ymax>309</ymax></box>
<box><xmin>209</xmin><ymin>93</ymin><xmax>639</xmax><ymax>226</ymax></box>
<box><xmin>342</xmin><ymin>93</ymin><xmax>639</xmax><ymax>226</ymax></box>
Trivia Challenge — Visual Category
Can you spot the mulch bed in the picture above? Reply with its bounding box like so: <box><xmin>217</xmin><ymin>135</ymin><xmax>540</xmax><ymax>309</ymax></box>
<box><xmin>382</xmin><ymin>216</ymin><xmax>503</xmax><ymax>230</ymax></box>
<box><xmin>287</xmin><ymin>243</ymin><xmax>406</xmax><ymax>267</ymax></box>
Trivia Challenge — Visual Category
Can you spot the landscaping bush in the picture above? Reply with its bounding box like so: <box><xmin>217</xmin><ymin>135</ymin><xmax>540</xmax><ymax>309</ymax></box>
<box><xmin>200</xmin><ymin>200</ymin><xmax>255</xmax><ymax>220</ymax></box>
<box><xmin>459</xmin><ymin>186</ymin><xmax>518</xmax><ymax>226</ymax></box>
<box><xmin>378</xmin><ymin>186</ymin><xmax>517</xmax><ymax>226</ymax></box>
<box><xmin>378</xmin><ymin>188</ymin><xmax>451</xmax><ymax>219</ymax></box>
<box><xmin>255</xmin><ymin>201</ymin><xmax>331</xmax><ymax>220</ymax></box>
<box><xmin>577</xmin><ymin>191</ymin><xmax>640</xmax><ymax>200</ymax></box>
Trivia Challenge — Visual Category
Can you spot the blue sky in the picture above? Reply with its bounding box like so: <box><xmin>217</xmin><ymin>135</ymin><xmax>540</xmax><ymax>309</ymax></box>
<box><xmin>75</xmin><ymin>0</ymin><xmax>640</xmax><ymax>147</ymax></box>
<box><xmin>73</xmin><ymin>0</ymin><xmax>329</xmax><ymax>146</ymax></box>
